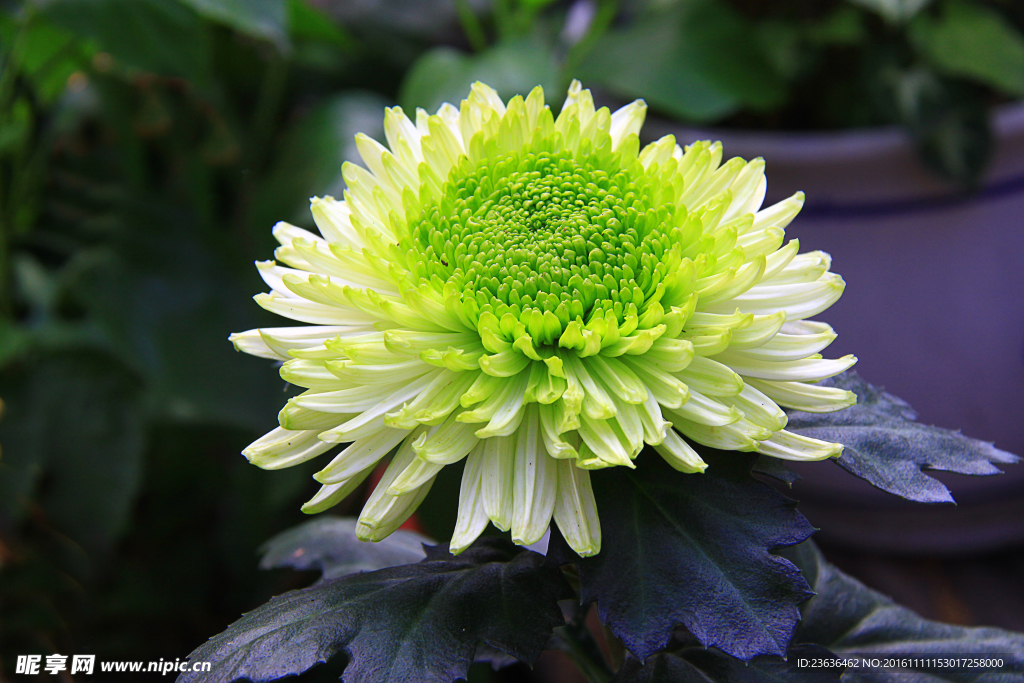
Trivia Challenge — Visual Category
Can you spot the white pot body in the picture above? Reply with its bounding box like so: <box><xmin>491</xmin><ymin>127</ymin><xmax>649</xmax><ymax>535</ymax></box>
<box><xmin>649</xmin><ymin>105</ymin><xmax>1024</xmax><ymax>553</ymax></box>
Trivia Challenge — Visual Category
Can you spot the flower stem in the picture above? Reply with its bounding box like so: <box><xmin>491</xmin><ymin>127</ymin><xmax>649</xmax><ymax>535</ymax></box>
<box><xmin>563</xmin><ymin>0</ymin><xmax>619</xmax><ymax>84</ymax></box>
<box><xmin>249</xmin><ymin>51</ymin><xmax>288</xmax><ymax>171</ymax></box>
<box><xmin>551</xmin><ymin>603</ymin><xmax>613</xmax><ymax>683</ymax></box>
<box><xmin>0</xmin><ymin>6</ymin><xmax>33</xmax><ymax>316</ymax></box>
<box><xmin>454</xmin><ymin>0</ymin><xmax>488</xmax><ymax>53</ymax></box>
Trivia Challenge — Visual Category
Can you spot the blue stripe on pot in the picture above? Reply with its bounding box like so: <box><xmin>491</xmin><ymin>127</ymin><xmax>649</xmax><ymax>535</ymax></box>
<box><xmin>801</xmin><ymin>170</ymin><xmax>1024</xmax><ymax>219</ymax></box>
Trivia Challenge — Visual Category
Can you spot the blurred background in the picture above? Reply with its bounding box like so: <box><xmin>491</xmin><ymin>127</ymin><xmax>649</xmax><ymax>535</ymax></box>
<box><xmin>1</xmin><ymin>0</ymin><xmax>1022</xmax><ymax>680</ymax></box>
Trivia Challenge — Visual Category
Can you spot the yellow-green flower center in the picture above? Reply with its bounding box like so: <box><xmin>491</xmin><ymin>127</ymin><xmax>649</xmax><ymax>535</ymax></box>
<box><xmin>406</xmin><ymin>148</ymin><xmax>683</xmax><ymax>345</ymax></box>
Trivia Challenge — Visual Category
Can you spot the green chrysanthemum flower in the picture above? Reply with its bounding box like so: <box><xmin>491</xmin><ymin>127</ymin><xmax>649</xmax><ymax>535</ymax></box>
<box><xmin>230</xmin><ymin>81</ymin><xmax>857</xmax><ymax>557</ymax></box>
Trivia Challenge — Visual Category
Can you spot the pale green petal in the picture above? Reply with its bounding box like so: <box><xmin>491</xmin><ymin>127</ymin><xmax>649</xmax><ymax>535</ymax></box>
<box><xmin>315</xmin><ymin>427</ymin><xmax>410</xmax><ymax>484</ymax></box>
<box><xmin>280</xmin><ymin>359</ymin><xmax>351</xmax><ymax>390</ymax></box>
<box><xmin>385</xmin><ymin>370</ymin><xmax>471</xmax><ymax>429</ymax></box>
<box><xmin>671</xmin><ymin>415</ymin><xmax>761</xmax><ymax>452</ymax></box>
<box><xmin>472</xmin><ymin>373</ymin><xmax>529</xmax><ymax>438</ymax></box>
<box><xmin>724</xmin><ymin>312</ymin><xmax>787</xmax><ymax>350</ymax></box>
<box><xmin>761</xmin><ymin>239</ymin><xmax>801</xmax><ymax>280</ymax></box>
<box><xmin>643</xmin><ymin>337</ymin><xmax>695</xmax><ymax>373</ymax></box>
<box><xmin>272</xmin><ymin>220</ymin><xmax>326</xmax><ymax>249</ymax></box>
<box><xmin>319</xmin><ymin>369</ymin><xmax>443</xmax><ymax>443</ymax></box>
<box><xmin>653</xmin><ymin>429</ymin><xmax>707</xmax><ymax>473</ymax></box>
<box><xmin>664</xmin><ymin>389</ymin><xmax>742</xmax><ymax>428</ymax></box>
<box><xmin>561</xmin><ymin>352</ymin><xmax>618</xmax><ymax>420</ymax></box>
<box><xmin>480</xmin><ymin>434</ymin><xmax>516</xmax><ymax>531</ymax></box>
<box><xmin>310</xmin><ymin>195</ymin><xmax>363</xmax><ymax>247</ymax></box>
<box><xmin>458</xmin><ymin>369</ymin><xmax>529</xmax><ymax>432</ymax></box>
<box><xmin>756</xmin><ymin>429</ymin><xmax>843</xmax><ymax>461</ymax></box>
<box><xmin>450</xmin><ymin>444</ymin><xmax>490</xmax><ymax>554</ymax></box>
<box><xmin>609</xmin><ymin>99</ymin><xmax>646</xmax><ymax>150</ymax></box>
<box><xmin>293</xmin><ymin>382</ymin><xmax>408</xmax><ymax>413</ymax></box>
<box><xmin>259</xmin><ymin>325</ymin><xmax>357</xmax><ymax>358</ymax></box>
<box><xmin>719</xmin><ymin>383</ymin><xmax>789</xmax><ymax>432</ymax></box>
<box><xmin>712</xmin><ymin>351</ymin><xmax>857</xmax><ymax>383</ymax></box>
<box><xmin>538</xmin><ymin>403</ymin><xmax>579</xmax><ymax>459</ymax></box>
<box><xmin>279</xmin><ymin>402</ymin><xmax>350</xmax><ymax>431</ymax></box>
<box><xmin>609</xmin><ymin>396</ymin><xmax>644</xmax><ymax>457</ymax></box>
<box><xmin>637</xmin><ymin>389</ymin><xmax>671</xmax><ymax>445</ymax></box>
<box><xmin>228</xmin><ymin>329</ymin><xmax>286</xmax><ymax>360</ymax></box>
<box><xmin>722</xmin><ymin>158</ymin><xmax>767</xmax><ymax>222</ymax></box>
<box><xmin>578</xmin><ymin>413</ymin><xmax>634</xmax><ymax>468</ymax></box>
<box><xmin>735</xmin><ymin>320</ymin><xmax>836</xmax><ymax>362</ymax></box>
<box><xmin>553</xmin><ymin>459</ymin><xmax>601</xmax><ymax>557</ymax></box>
<box><xmin>511</xmin><ymin>406</ymin><xmax>557</xmax><ymax>545</ymax></box>
<box><xmin>302</xmin><ymin>464</ymin><xmax>376</xmax><ymax>514</ymax></box>
<box><xmin>255</xmin><ymin>292</ymin><xmax>378</xmax><ymax>325</ymax></box>
<box><xmin>762</xmin><ymin>250</ymin><xmax>831</xmax><ymax>285</ymax></box>
<box><xmin>257</xmin><ymin>260</ymin><xmax>305</xmax><ymax>297</ymax></box>
<box><xmin>587</xmin><ymin>355</ymin><xmax>648</xmax><ymax>404</ymax></box>
<box><xmin>389</xmin><ymin>429</ymin><xmax>445</xmax><ymax>493</ymax></box>
<box><xmin>752</xmin><ymin>191</ymin><xmax>803</xmax><ymax>233</ymax></box>
<box><xmin>413</xmin><ymin>410</ymin><xmax>480</xmax><ymax>465</ymax></box>
<box><xmin>243</xmin><ymin>427</ymin><xmax>334</xmax><ymax>470</ymax></box>
<box><xmin>383</xmin><ymin>106</ymin><xmax>423</xmax><ymax>161</ymax></box>
<box><xmin>707</xmin><ymin>273</ymin><xmax>845</xmax><ymax>320</ymax></box>
<box><xmin>736</xmin><ymin>226</ymin><xmax>784</xmax><ymax>258</ymax></box>
<box><xmin>358</xmin><ymin>433</ymin><xmax>437</xmax><ymax>540</ymax></box>
<box><xmin>674</xmin><ymin>356</ymin><xmax>744</xmax><ymax>397</ymax></box>
<box><xmin>326</xmin><ymin>357</ymin><xmax>433</xmax><ymax>384</ymax></box>
<box><xmin>639</xmin><ymin>134</ymin><xmax>676</xmax><ymax>170</ymax></box>
<box><xmin>745</xmin><ymin>378</ymin><xmax>857</xmax><ymax>413</ymax></box>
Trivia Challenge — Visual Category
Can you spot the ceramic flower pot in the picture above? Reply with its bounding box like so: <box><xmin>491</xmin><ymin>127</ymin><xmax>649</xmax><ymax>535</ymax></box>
<box><xmin>648</xmin><ymin>104</ymin><xmax>1024</xmax><ymax>553</ymax></box>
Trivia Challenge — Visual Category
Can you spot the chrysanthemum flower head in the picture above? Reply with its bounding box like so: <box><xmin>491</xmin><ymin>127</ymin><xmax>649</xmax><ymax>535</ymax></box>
<box><xmin>230</xmin><ymin>81</ymin><xmax>856</xmax><ymax>557</ymax></box>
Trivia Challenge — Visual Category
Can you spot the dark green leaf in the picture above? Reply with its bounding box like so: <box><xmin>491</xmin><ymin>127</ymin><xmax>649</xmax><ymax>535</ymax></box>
<box><xmin>866</xmin><ymin>59</ymin><xmax>993</xmax><ymax>185</ymax></box>
<box><xmin>577</xmin><ymin>14</ymin><xmax>735</xmax><ymax>122</ymax></box>
<box><xmin>260</xmin><ymin>521</ymin><xmax>520</xmax><ymax>672</ymax></box>
<box><xmin>36</xmin><ymin>0</ymin><xmax>212</xmax><ymax>89</ymax></box>
<box><xmin>613</xmin><ymin>644</ymin><xmax>842</xmax><ymax>683</ymax></box>
<box><xmin>180</xmin><ymin>539</ymin><xmax>572</xmax><ymax>683</ymax></box>
<box><xmin>783</xmin><ymin>542</ymin><xmax>1024</xmax><ymax>681</ymax></box>
<box><xmin>178</xmin><ymin>0</ymin><xmax>287</xmax><ymax>48</ymax></box>
<box><xmin>287</xmin><ymin>0</ymin><xmax>353</xmax><ymax>50</ymax></box>
<box><xmin>805</xmin><ymin>7</ymin><xmax>867</xmax><ymax>47</ymax></box>
<box><xmin>578</xmin><ymin>0</ymin><xmax>785</xmax><ymax>122</ymax></box>
<box><xmin>786</xmin><ymin>372</ymin><xmax>1018</xmax><ymax>504</ymax></box>
<box><xmin>547</xmin><ymin>449</ymin><xmax>815</xmax><ymax>661</ymax></box>
<box><xmin>259</xmin><ymin>516</ymin><xmax>430</xmax><ymax>580</ymax></box>
<box><xmin>0</xmin><ymin>14</ymin><xmax>89</xmax><ymax>103</ymax></box>
<box><xmin>913</xmin><ymin>82</ymin><xmax>992</xmax><ymax>187</ymax></box>
<box><xmin>549</xmin><ymin>601</ymin><xmax>617</xmax><ymax>683</ymax></box>
<box><xmin>399</xmin><ymin>39</ymin><xmax>559</xmax><ymax>114</ymax></box>
<box><xmin>911</xmin><ymin>0</ymin><xmax>1024</xmax><ymax>96</ymax></box>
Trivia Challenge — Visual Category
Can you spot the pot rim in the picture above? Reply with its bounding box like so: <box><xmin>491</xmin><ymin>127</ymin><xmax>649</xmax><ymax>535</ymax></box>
<box><xmin>643</xmin><ymin>101</ymin><xmax>1024</xmax><ymax>163</ymax></box>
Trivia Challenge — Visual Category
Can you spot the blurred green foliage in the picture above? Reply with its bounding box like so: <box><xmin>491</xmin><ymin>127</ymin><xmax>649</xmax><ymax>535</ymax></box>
<box><xmin>0</xmin><ymin>0</ymin><xmax>1021</xmax><ymax>678</ymax></box>
<box><xmin>396</xmin><ymin>0</ymin><xmax>1024</xmax><ymax>184</ymax></box>
<box><xmin>0</xmin><ymin>0</ymin><xmax>469</xmax><ymax>678</ymax></box>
